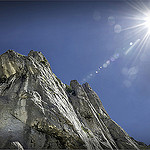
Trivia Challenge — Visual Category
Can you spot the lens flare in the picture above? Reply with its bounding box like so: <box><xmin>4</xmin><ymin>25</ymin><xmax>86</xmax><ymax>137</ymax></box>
<box><xmin>81</xmin><ymin>1</ymin><xmax>150</xmax><ymax>84</ymax></box>
<box><xmin>130</xmin><ymin>42</ymin><xmax>133</xmax><ymax>45</ymax></box>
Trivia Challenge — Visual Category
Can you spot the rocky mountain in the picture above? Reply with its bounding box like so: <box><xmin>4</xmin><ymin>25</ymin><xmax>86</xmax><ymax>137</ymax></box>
<box><xmin>0</xmin><ymin>50</ymin><xmax>149</xmax><ymax>149</ymax></box>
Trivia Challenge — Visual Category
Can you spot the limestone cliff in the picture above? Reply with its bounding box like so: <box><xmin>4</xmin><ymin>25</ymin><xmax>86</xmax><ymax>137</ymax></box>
<box><xmin>0</xmin><ymin>50</ymin><xmax>148</xmax><ymax>149</ymax></box>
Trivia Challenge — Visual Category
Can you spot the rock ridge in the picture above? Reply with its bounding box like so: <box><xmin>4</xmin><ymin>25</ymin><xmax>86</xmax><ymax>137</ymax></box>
<box><xmin>0</xmin><ymin>50</ymin><xmax>149</xmax><ymax>149</ymax></box>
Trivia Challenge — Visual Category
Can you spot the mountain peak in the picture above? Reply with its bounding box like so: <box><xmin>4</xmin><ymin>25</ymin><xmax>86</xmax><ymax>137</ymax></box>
<box><xmin>0</xmin><ymin>50</ymin><xmax>149</xmax><ymax>149</ymax></box>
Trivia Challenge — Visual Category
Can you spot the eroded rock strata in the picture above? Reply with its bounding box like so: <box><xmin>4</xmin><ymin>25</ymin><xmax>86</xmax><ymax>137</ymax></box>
<box><xmin>0</xmin><ymin>50</ymin><xmax>148</xmax><ymax>149</ymax></box>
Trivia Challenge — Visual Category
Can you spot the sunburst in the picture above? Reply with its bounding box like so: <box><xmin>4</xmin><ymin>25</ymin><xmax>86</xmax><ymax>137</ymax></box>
<box><xmin>143</xmin><ymin>16</ymin><xmax>150</xmax><ymax>34</ymax></box>
<box><xmin>123</xmin><ymin>1</ymin><xmax>150</xmax><ymax>62</ymax></box>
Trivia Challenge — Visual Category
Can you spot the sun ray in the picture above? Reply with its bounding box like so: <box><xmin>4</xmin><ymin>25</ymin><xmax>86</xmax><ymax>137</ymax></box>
<box><xmin>126</xmin><ymin>0</ymin><xmax>149</xmax><ymax>16</ymax></box>
<box><xmin>121</xmin><ymin>22</ymin><xmax>146</xmax><ymax>31</ymax></box>
<box><xmin>132</xmin><ymin>32</ymin><xmax>150</xmax><ymax>64</ymax></box>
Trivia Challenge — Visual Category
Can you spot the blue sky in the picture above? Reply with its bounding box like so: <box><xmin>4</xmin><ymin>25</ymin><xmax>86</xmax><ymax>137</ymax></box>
<box><xmin>0</xmin><ymin>1</ymin><xmax>150</xmax><ymax>144</ymax></box>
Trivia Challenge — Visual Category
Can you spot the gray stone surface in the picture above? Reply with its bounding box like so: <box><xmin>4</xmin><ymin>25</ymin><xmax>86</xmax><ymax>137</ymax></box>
<box><xmin>0</xmin><ymin>50</ymin><xmax>148</xmax><ymax>149</ymax></box>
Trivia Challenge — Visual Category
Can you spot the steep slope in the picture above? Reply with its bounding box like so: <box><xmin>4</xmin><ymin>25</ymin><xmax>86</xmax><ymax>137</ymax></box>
<box><xmin>0</xmin><ymin>50</ymin><xmax>146</xmax><ymax>149</ymax></box>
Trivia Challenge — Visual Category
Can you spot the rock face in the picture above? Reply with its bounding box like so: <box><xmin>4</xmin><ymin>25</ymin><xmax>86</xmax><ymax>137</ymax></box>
<box><xmin>0</xmin><ymin>50</ymin><xmax>148</xmax><ymax>149</ymax></box>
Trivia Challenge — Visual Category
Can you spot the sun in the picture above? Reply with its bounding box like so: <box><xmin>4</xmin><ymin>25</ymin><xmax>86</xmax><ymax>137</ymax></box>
<box><xmin>124</xmin><ymin>1</ymin><xmax>150</xmax><ymax>36</ymax></box>
<box><xmin>144</xmin><ymin>16</ymin><xmax>150</xmax><ymax>34</ymax></box>
<box><xmin>120</xmin><ymin>1</ymin><xmax>150</xmax><ymax>63</ymax></box>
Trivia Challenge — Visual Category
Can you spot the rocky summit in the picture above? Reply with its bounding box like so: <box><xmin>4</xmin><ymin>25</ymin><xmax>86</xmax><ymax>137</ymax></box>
<box><xmin>0</xmin><ymin>50</ymin><xmax>149</xmax><ymax>149</ymax></box>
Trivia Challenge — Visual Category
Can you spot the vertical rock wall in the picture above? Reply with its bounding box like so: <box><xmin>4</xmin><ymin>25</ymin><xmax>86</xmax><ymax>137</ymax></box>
<box><xmin>0</xmin><ymin>50</ymin><xmax>141</xmax><ymax>149</ymax></box>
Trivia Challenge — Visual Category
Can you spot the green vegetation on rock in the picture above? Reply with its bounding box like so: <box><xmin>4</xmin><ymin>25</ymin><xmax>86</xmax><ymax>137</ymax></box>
<box><xmin>18</xmin><ymin>53</ymin><xmax>24</xmax><ymax>57</ymax></box>
<box><xmin>81</xmin><ymin>126</ymin><xmax>89</xmax><ymax>133</ymax></box>
<box><xmin>65</xmin><ymin>84</ymin><xmax>73</xmax><ymax>93</ymax></box>
<box><xmin>55</xmin><ymin>76</ymin><xmax>62</xmax><ymax>86</ymax></box>
<box><xmin>41</xmin><ymin>60</ymin><xmax>47</xmax><ymax>65</ymax></box>
<box><xmin>40</xmin><ymin>55</ymin><xmax>48</xmax><ymax>66</ymax></box>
